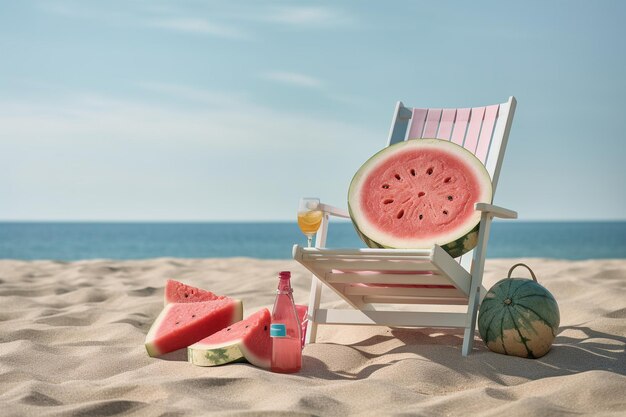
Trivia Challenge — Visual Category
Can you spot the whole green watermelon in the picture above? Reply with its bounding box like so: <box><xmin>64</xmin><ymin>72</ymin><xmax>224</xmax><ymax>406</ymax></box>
<box><xmin>478</xmin><ymin>264</ymin><xmax>560</xmax><ymax>358</ymax></box>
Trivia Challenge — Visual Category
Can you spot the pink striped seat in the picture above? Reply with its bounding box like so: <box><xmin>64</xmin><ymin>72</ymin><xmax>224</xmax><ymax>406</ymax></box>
<box><xmin>407</xmin><ymin>105</ymin><xmax>500</xmax><ymax>164</ymax></box>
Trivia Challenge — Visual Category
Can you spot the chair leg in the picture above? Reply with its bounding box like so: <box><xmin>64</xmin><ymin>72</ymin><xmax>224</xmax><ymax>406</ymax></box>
<box><xmin>462</xmin><ymin>212</ymin><xmax>492</xmax><ymax>356</ymax></box>
<box><xmin>461</xmin><ymin>328</ymin><xmax>474</xmax><ymax>356</ymax></box>
<box><xmin>462</xmin><ymin>287</ymin><xmax>480</xmax><ymax>356</ymax></box>
<box><xmin>306</xmin><ymin>320</ymin><xmax>318</xmax><ymax>344</ymax></box>
<box><xmin>305</xmin><ymin>275</ymin><xmax>323</xmax><ymax>345</ymax></box>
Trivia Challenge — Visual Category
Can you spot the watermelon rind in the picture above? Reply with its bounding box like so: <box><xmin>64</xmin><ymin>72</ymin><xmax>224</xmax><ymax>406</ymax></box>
<box><xmin>145</xmin><ymin>299</ymin><xmax>243</xmax><ymax>357</ymax></box>
<box><xmin>478</xmin><ymin>278</ymin><xmax>560</xmax><ymax>359</ymax></box>
<box><xmin>440</xmin><ymin>224</ymin><xmax>479</xmax><ymax>259</ymax></box>
<box><xmin>348</xmin><ymin>139</ymin><xmax>492</xmax><ymax>258</ymax></box>
<box><xmin>188</xmin><ymin>342</ymin><xmax>247</xmax><ymax>366</ymax></box>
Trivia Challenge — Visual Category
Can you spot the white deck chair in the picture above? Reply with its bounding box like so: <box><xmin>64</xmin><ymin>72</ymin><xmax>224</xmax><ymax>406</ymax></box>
<box><xmin>293</xmin><ymin>97</ymin><xmax>517</xmax><ymax>356</ymax></box>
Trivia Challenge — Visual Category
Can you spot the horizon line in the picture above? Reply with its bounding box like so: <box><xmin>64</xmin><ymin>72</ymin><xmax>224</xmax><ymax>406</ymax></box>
<box><xmin>1</xmin><ymin>219</ymin><xmax>625</xmax><ymax>223</ymax></box>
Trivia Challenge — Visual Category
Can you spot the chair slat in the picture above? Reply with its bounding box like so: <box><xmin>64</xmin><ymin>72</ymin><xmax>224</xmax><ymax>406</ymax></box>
<box><xmin>309</xmin><ymin>260</ymin><xmax>438</xmax><ymax>272</ymax></box>
<box><xmin>363</xmin><ymin>296</ymin><xmax>469</xmax><ymax>305</ymax></box>
<box><xmin>474</xmin><ymin>105</ymin><xmax>499</xmax><ymax>163</ymax></box>
<box><xmin>315</xmin><ymin>309</ymin><xmax>468</xmax><ymax>328</ymax></box>
<box><xmin>450</xmin><ymin>108</ymin><xmax>471</xmax><ymax>145</ymax></box>
<box><xmin>361</xmin><ymin>295</ymin><xmax>467</xmax><ymax>305</ymax></box>
<box><xmin>345</xmin><ymin>286</ymin><xmax>465</xmax><ymax>298</ymax></box>
<box><xmin>437</xmin><ymin>109</ymin><xmax>457</xmax><ymax>140</ymax></box>
<box><xmin>325</xmin><ymin>273</ymin><xmax>445</xmax><ymax>285</ymax></box>
<box><xmin>408</xmin><ymin>108</ymin><xmax>428</xmax><ymax>139</ymax></box>
<box><xmin>422</xmin><ymin>109</ymin><xmax>442</xmax><ymax>138</ymax></box>
<box><xmin>299</xmin><ymin>247</ymin><xmax>433</xmax><ymax>257</ymax></box>
<box><xmin>463</xmin><ymin>106</ymin><xmax>486</xmax><ymax>153</ymax></box>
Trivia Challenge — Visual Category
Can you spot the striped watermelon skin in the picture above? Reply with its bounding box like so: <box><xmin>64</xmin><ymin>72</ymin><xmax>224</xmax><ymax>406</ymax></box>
<box><xmin>478</xmin><ymin>278</ymin><xmax>560</xmax><ymax>358</ymax></box>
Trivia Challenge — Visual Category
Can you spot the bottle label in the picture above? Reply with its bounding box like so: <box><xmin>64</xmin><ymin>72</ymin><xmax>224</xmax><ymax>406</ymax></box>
<box><xmin>270</xmin><ymin>323</ymin><xmax>286</xmax><ymax>338</ymax></box>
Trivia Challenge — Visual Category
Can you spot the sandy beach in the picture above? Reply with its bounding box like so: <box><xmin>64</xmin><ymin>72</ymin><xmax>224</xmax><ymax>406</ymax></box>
<box><xmin>0</xmin><ymin>257</ymin><xmax>624</xmax><ymax>416</ymax></box>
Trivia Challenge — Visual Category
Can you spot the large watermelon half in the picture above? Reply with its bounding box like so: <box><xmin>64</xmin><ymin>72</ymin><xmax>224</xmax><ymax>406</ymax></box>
<box><xmin>348</xmin><ymin>139</ymin><xmax>493</xmax><ymax>258</ymax></box>
<box><xmin>188</xmin><ymin>308</ymin><xmax>272</xmax><ymax>369</ymax></box>
<box><xmin>164</xmin><ymin>279</ymin><xmax>226</xmax><ymax>305</ymax></box>
<box><xmin>145</xmin><ymin>299</ymin><xmax>243</xmax><ymax>357</ymax></box>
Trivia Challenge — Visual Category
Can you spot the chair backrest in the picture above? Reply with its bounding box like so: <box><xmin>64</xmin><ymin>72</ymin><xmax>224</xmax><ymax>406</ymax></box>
<box><xmin>387</xmin><ymin>96</ymin><xmax>516</xmax><ymax>194</ymax></box>
<box><xmin>386</xmin><ymin>97</ymin><xmax>517</xmax><ymax>269</ymax></box>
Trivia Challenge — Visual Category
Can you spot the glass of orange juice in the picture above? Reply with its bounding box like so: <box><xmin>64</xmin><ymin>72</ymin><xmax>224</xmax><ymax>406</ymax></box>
<box><xmin>297</xmin><ymin>198</ymin><xmax>322</xmax><ymax>247</ymax></box>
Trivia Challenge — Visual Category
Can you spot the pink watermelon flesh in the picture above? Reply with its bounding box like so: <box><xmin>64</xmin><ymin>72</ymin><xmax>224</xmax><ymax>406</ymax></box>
<box><xmin>164</xmin><ymin>279</ymin><xmax>226</xmax><ymax>305</ymax></box>
<box><xmin>145</xmin><ymin>298</ymin><xmax>243</xmax><ymax>357</ymax></box>
<box><xmin>189</xmin><ymin>308</ymin><xmax>272</xmax><ymax>368</ymax></box>
<box><xmin>361</xmin><ymin>147</ymin><xmax>480</xmax><ymax>239</ymax></box>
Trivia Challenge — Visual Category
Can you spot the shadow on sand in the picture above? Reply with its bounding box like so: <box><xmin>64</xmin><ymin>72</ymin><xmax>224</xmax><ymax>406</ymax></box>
<box><xmin>300</xmin><ymin>325</ymin><xmax>626</xmax><ymax>381</ymax></box>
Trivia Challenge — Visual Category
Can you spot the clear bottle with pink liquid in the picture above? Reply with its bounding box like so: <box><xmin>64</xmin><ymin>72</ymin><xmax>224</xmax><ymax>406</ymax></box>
<box><xmin>270</xmin><ymin>271</ymin><xmax>302</xmax><ymax>373</ymax></box>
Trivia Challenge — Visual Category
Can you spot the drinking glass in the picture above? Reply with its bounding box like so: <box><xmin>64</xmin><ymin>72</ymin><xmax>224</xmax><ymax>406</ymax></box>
<box><xmin>297</xmin><ymin>198</ymin><xmax>322</xmax><ymax>247</ymax></box>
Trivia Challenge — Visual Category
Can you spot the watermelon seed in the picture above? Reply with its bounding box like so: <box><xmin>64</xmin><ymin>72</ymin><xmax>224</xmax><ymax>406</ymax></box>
<box><xmin>418</xmin><ymin>192</ymin><xmax>425</xmax><ymax>197</ymax></box>
<box><xmin>192</xmin><ymin>315</ymin><xmax>196</xmax><ymax>318</ymax></box>
<box><xmin>443</xmin><ymin>210</ymin><xmax>448</xmax><ymax>215</ymax></box>
<box><xmin>426</xmin><ymin>167</ymin><xmax>433</xmax><ymax>175</ymax></box>
<box><xmin>184</xmin><ymin>293</ymin><xmax>189</xmax><ymax>298</ymax></box>
<box><xmin>264</xmin><ymin>325</ymin><xmax>267</xmax><ymax>331</ymax></box>
<box><xmin>175</xmin><ymin>321</ymin><xmax>180</xmax><ymax>325</ymax></box>
<box><xmin>444</xmin><ymin>177</ymin><xmax>451</xmax><ymax>183</ymax></box>
<box><xmin>394</xmin><ymin>174</ymin><xmax>401</xmax><ymax>180</ymax></box>
<box><xmin>448</xmin><ymin>196</ymin><xmax>453</xmax><ymax>201</ymax></box>
<box><xmin>382</xmin><ymin>184</ymin><xmax>390</xmax><ymax>189</ymax></box>
<box><xmin>419</xmin><ymin>214</ymin><xmax>423</xmax><ymax>220</ymax></box>
<box><xmin>396</xmin><ymin>210</ymin><xmax>404</xmax><ymax>219</ymax></box>
<box><xmin>245</xmin><ymin>325</ymin><xmax>249</xmax><ymax>328</ymax></box>
<box><xmin>383</xmin><ymin>199</ymin><xmax>394</xmax><ymax>205</ymax></box>
<box><xmin>410</xmin><ymin>169</ymin><xmax>416</xmax><ymax>176</ymax></box>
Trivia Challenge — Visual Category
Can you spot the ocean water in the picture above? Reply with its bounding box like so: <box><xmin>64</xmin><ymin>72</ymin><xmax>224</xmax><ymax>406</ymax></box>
<box><xmin>0</xmin><ymin>221</ymin><xmax>624</xmax><ymax>261</ymax></box>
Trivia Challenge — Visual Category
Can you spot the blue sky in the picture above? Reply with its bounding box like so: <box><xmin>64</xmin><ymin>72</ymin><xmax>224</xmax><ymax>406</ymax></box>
<box><xmin>1</xmin><ymin>0</ymin><xmax>624</xmax><ymax>221</ymax></box>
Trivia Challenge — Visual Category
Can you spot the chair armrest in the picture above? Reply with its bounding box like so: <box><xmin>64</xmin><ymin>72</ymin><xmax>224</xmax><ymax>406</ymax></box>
<box><xmin>318</xmin><ymin>203</ymin><xmax>350</xmax><ymax>219</ymax></box>
<box><xmin>475</xmin><ymin>203</ymin><xmax>517</xmax><ymax>219</ymax></box>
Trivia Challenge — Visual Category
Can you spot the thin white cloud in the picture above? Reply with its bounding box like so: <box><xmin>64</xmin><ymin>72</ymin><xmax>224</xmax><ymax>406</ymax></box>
<box><xmin>263</xmin><ymin>71</ymin><xmax>324</xmax><ymax>89</ymax></box>
<box><xmin>39</xmin><ymin>2</ymin><xmax>354</xmax><ymax>39</ymax></box>
<box><xmin>138</xmin><ymin>82</ymin><xmax>248</xmax><ymax>107</ymax></box>
<box><xmin>0</xmin><ymin>87</ymin><xmax>373</xmax><ymax>151</ymax></box>
<box><xmin>260</xmin><ymin>71</ymin><xmax>368</xmax><ymax>107</ymax></box>
<box><xmin>264</xmin><ymin>6</ymin><xmax>354</xmax><ymax>26</ymax></box>
<box><xmin>38</xmin><ymin>2</ymin><xmax>249</xmax><ymax>40</ymax></box>
<box><xmin>145</xmin><ymin>17</ymin><xmax>249</xmax><ymax>39</ymax></box>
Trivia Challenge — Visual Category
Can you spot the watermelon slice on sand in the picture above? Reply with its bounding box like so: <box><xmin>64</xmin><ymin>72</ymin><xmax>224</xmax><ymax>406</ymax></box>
<box><xmin>348</xmin><ymin>139</ymin><xmax>493</xmax><ymax>258</ymax></box>
<box><xmin>164</xmin><ymin>279</ymin><xmax>226</xmax><ymax>305</ymax></box>
<box><xmin>145</xmin><ymin>299</ymin><xmax>243</xmax><ymax>357</ymax></box>
<box><xmin>188</xmin><ymin>308</ymin><xmax>272</xmax><ymax>369</ymax></box>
